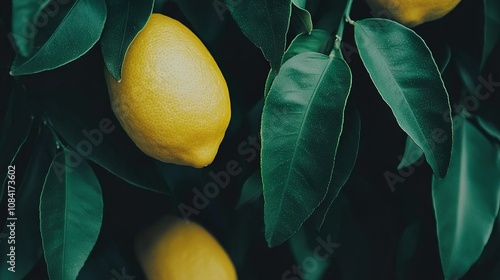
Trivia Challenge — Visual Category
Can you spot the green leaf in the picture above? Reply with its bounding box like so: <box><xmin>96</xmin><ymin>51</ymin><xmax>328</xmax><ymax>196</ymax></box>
<box><xmin>432</xmin><ymin>119</ymin><xmax>500</xmax><ymax>280</ymax></box>
<box><xmin>261</xmin><ymin>52</ymin><xmax>352</xmax><ymax>247</ymax></box>
<box><xmin>290</xmin><ymin>192</ymin><xmax>345</xmax><ymax>280</ymax></box>
<box><xmin>264</xmin><ymin>29</ymin><xmax>334</xmax><ymax>95</ymax></box>
<box><xmin>354</xmin><ymin>18</ymin><xmax>453</xmax><ymax>178</ymax></box>
<box><xmin>397</xmin><ymin>136</ymin><xmax>424</xmax><ymax>170</ymax></box>
<box><xmin>290</xmin><ymin>194</ymin><xmax>347</xmax><ymax>280</ymax></box>
<box><xmin>482</xmin><ymin>0</ymin><xmax>500</xmax><ymax>69</ymax></box>
<box><xmin>175</xmin><ymin>0</ymin><xmax>226</xmax><ymax>45</ymax></box>
<box><xmin>236</xmin><ymin>170</ymin><xmax>263</xmax><ymax>209</ymax></box>
<box><xmin>77</xmin><ymin>241</ymin><xmax>141</xmax><ymax>280</ymax></box>
<box><xmin>39</xmin><ymin>90</ymin><xmax>170</xmax><ymax>194</ymax></box>
<box><xmin>227</xmin><ymin>0</ymin><xmax>291</xmax><ymax>71</ymax></box>
<box><xmin>10</xmin><ymin>0</ymin><xmax>107</xmax><ymax>76</ymax></box>
<box><xmin>434</xmin><ymin>43</ymin><xmax>451</xmax><ymax>74</ymax></box>
<box><xmin>100</xmin><ymin>0</ymin><xmax>153</xmax><ymax>80</ymax></box>
<box><xmin>0</xmin><ymin>88</ymin><xmax>34</xmax><ymax>203</ymax></box>
<box><xmin>396</xmin><ymin>222</ymin><xmax>421</xmax><ymax>280</ymax></box>
<box><xmin>10</xmin><ymin>0</ymin><xmax>50</xmax><ymax>56</ymax></box>
<box><xmin>290</xmin><ymin>0</ymin><xmax>313</xmax><ymax>34</ymax></box>
<box><xmin>0</xmin><ymin>125</ymin><xmax>57</xmax><ymax>280</ymax></box>
<box><xmin>289</xmin><ymin>228</ymin><xmax>332</xmax><ymax>280</ymax></box>
<box><xmin>313</xmin><ymin>103</ymin><xmax>360</xmax><ymax>230</ymax></box>
<box><xmin>477</xmin><ymin>116</ymin><xmax>500</xmax><ymax>141</ymax></box>
<box><xmin>455</xmin><ymin>49</ymin><xmax>479</xmax><ymax>94</ymax></box>
<box><xmin>40</xmin><ymin>148</ymin><xmax>103</xmax><ymax>280</ymax></box>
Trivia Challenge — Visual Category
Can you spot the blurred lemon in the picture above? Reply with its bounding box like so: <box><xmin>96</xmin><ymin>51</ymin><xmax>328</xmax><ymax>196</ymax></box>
<box><xmin>365</xmin><ymin>0</ymin><xmax>461</xmax><ymax>27</ymax></box>
<box><xmin>135</xmin><ymin>216</ymin><xmax>237</xmax><ymax>280</ymax></box>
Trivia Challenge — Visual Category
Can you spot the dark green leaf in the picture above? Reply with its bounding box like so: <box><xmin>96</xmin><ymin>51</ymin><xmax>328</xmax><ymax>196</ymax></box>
<box><xmin>175</xmin><ymin>0</ymin><xmax>226</xmax><ymax>45</ymax></box>
<box><xmin>290</xmin><ymin>0</ymin><xmax>312</xmax><ymax>34</ymax></box>
<box><xmin>482</xmin><ymin>0</ymin><xmax>500</xmax><ymax>69</ymax></box>
<box><xmin>354</xmin><ymin>18</ymin><xmax>453</xmax><ymax>178</ymax></box>
<box><xmin>236</xmin><ymin>170</ymin><xmax>263</xmax><ymax>209</ymax></box>
<box><xmin>39</xmin><ymin>90</ymin><xmax>170</xmax><ymax>194</ymax></box>
<box><xmin>455</xmin><ymin>49</ymin><xmax>479</xmax><ymax>94</ymax></box>
<box><xmin>0</xmin><ymin>88</ymin><xmax>34</xmax><ymax>203</ymax></box>
<box><xmin>397</xmin><ymin>136</ymin><xmax>424</xmax><ymax>170</ymax></box>
<box><xmin>10</xmin><ymin>0</ymin><xmax>107</xmax><ymax>75</ymax></box>
<box><xmin>475</xmin><ymin>210</ymin><xmax>500</xmax><ymax>267</ymax></box>
<box><xmin>396</xmin><ymin>222</ymin><xmax>421</xmax><ymax>280</ymax></box>
<box><xmin>0</xmin><ymin>125</ymin><xmax>56</xmax><ymax>280</ymax></box>
<box><xmin>10</xmin><ymin>0</ymin><xmax>50</xmax><ymax>56</ymax></box>
<box><xmin>434</xmin><ymin>43</ymin><xmax>451</xmax><ymax>74</ymax></box>
<box><xmin>289</xmin><ymin>228</ymin><xmax>331</xmax><ymax>280</ymax></box>
<box><xmin>264</xmin><ymin>29</ymin><xmax>334</xmax><ymax>95</ymax></box>
<box><xmin>478</xmin><ymin>116</ymin><xmax>500</xmax><ymax>140</ymax></box>
<box><xmin>101</xmin><ymin>0</ymin><xmax>153</xmax><ymax>80</ymax></box>
<box><xmin>77</xmin><ymin>241</ymin><xmax>141</xmax><ymax>280</ymax></box>
<box><xmin>227</xmin><ymin>0</ymin><xmax>291</xmax><ymax>71</ymax></box>
<box><xmin>313</xmin><ymin>103</ymin><xmax>360</xmax><ymax>230</ymax></box>
<box><xmin>40</xmin><ymin>148</ymin><xmax>103</xmax><ymax>280</ymax></box>
<box><xmin>261</xmin><ymin>52</ymin><xmax>352</xmax><ymax>247</ymax></box>
<box><xmin>432</xmin><ymin>119</ymin><xmax>500</xmax><ymax>279</ymax></box>
<box><xmin>290</xmin><ymin>193</ymin><xmax>344</xmax><ymax>280</ymax></box>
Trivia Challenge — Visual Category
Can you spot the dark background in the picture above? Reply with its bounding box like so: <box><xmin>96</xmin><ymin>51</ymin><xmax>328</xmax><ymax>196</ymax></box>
<box><xmin>1</xmin><ymin>0</ymin><xmax>499</xmax><ymax>279</ymax></box>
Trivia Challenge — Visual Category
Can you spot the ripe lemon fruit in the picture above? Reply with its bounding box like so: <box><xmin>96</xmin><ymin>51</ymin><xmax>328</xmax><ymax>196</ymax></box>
<box><xmin>365</xmin><ymin>0</ymin><xmax>461</xmax><ymax>27</ymax></box>
<box><xmin>105</xmin><ymin>13</ymin><xmax>231</xmax><ymax>168</ymax></box>
<box><xmin>134</xmin><ymin>216</ymin><xmax>238</xmax><ymax>280</ymax></box>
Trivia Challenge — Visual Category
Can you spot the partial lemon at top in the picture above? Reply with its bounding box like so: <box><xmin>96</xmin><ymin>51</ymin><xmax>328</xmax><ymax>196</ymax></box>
<box><xmin>105</xmin><ymin>13</ymin><xmax>231</xmax><ymax>168</ymax></box>
<box><xmin>365</xmin><ymin>0</ymin><xmax>461</xmax><ymax>27</ymax></box>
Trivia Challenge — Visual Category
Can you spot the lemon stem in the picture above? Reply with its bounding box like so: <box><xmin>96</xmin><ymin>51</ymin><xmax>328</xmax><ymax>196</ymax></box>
<box><xmin>344</xmin><ymin>0</ymin><xmax>355</xmax><ymax>25</ymax></box>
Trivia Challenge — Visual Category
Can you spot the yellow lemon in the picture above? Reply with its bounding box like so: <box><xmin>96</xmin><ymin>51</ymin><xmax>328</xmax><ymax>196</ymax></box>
<box><xmin>105</xmin><ymin>13</ymin><xmax>231</xmax><ymax>168</ymax></box>
<box><xmin>134</xmin><ymin>216</ymin><xmax>238</xmax><ymax>280</ymax></box>
<box><xmin>365</xmin><ymin>0</ymin><xmax>461</xmax><ymax>27</ymax></box>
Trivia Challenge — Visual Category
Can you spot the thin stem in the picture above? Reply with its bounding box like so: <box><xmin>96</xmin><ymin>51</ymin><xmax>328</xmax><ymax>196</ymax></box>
<box><xmin>336</xmin><ymin>18</ymin><xmax>346</xmax><ymax>42</ymax></box>
<box><xmin>344</xmin><ymin>0</ymin><xmax>355</xmax><ymax>25</ymax></box>
<box><xmin>44</xmin><ymin>117</ymin><xmax>64</xmax><ymax>150</ymax></box>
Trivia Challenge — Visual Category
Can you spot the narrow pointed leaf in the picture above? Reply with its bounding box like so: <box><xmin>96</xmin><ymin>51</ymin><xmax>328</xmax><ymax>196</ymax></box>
<box><xmin>40</xmin><ymin>148</ymin><xmax>103</xmax><ymax>280</ymax></box>
<box><xmin>291</xmin><ymin>0</ymin><xmax>313</xmax><ymax>34</ymax></box>
<box><xmin>261</xmin><ymin>52</ymin><xmax>352</xmax><ymax>247</ymax></box>
<box><xmin>289</xmin><ymin>227</ymin><xmax>331</xmax><ymax>280</ymax></box>
<box><xmin>10</xmin><ymin>0</ymin><xmax>107</xmax><ymax>75</ymax></box>
<box><xmin>397</xmin><ymin>136</ymin><xmax>424</xmax><ymax>170</ymax></box>
<box><xmin>478</xmin><ymin>116</ymin><xmax>500</xmax><ymax>140</ymax></box>
<box><xmin>354</xmin><ymin>18</ymin><xmax>453</xmax><ymax>178</ymax></box>
<box><xmin>290</xmin><ymin>193</ymin><xmax>345</xmax><ymax>280</ymax></box>
<box><xmin>227</xmin><ymin>0</ymin><xmax>291</xmax><ymax>71</ymax></box>
<box><xmin>236</xmin><ymin>171</ymin><xmax>263</xmax><ymax>209</ymax></box>
<box><xmin>10</xmin><ymin>0</ymin><xmax>50</xmax><ymax>56</ymax></box>
<box><xmin>313</xmin><ymin>104</ymin><xmax>360</xmax><ymax>230</ymax></box>
<box><xmin>39</xmin><ymin>90</ymin><xmax>170</xmax><ymax>194</ymax></box>
<box><xmin>101</xmin><ymin>0</ymin><xmax>153</xmax><ymax>80</ymax></box>
<box><xmin>482</xmin><ymin>0</ymin><xmax>500</xmax><ymax>68</ymax></box>
<box><xmin>433</xmin><ymin>119</ymin><xmax>500</xmax><ymax>279</ymax></box>
<box><xmin>0</xmin><ymin>125</ymin><xmax>56</xmax><ymax>280</ymax></box>
<box><xmin>396</xmin><ymin>222</ymin><xmax>421</xmax><ymax>280</ymax></box>
<box><xmin>0</xmin><ymin>88</ymin><xmax>34</xmax><ymax>203</ymax></box>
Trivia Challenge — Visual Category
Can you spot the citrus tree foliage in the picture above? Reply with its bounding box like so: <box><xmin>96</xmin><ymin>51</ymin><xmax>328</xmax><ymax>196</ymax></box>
<box><xmin>1</xmin><ymin>0</ymin><xmax>499</xmax><ymax>279</ymax></box>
